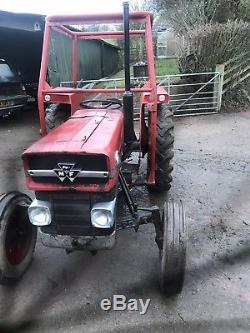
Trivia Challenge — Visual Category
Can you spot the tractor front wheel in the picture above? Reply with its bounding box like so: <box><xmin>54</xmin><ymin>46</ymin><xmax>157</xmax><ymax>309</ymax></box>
<box><xmin>148</xmin><ymin>105</ymin><xmax>174</xmax><ymax>192</ymax></box>
<box><xmin>159</xmin><ymin>199</ymin><xmax>187</xmax><ymax>296</ymax></box>
<box><xmin>0</xmin><ymin>192</ymin><xmax>37</xmax><ymax>284</ymax></box>
<box><xmin>45</xmin><ymin>104</ymin><xmax>70</xmax><ymax>132</ymax></box>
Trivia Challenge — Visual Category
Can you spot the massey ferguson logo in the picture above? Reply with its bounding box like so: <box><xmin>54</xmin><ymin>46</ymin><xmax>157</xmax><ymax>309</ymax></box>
<box><xmin>54</xmin><ymin>163</ymin><xmax>80</xmax><ymax>182</ymax></box>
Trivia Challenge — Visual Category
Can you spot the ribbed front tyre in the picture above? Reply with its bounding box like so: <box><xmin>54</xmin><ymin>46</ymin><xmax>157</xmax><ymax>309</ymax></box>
<box><xmin>159</xmin><ymin>199</ymin><xmax>187</xmax><ymax>296</ymax></box>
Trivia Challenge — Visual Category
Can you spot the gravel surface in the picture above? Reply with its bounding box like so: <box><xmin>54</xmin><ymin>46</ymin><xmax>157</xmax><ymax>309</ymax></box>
<box><xmin>0</xmin><ymin>109</ymin><xmax>249</xmax><ymax>333</ymax></box>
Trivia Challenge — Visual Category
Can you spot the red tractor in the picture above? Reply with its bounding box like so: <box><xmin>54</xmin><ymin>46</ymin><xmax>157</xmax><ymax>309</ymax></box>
<box><xmin>0</xmin><ymin>3</ymin><xmax>187</xmax><ymax>296</ymax></box>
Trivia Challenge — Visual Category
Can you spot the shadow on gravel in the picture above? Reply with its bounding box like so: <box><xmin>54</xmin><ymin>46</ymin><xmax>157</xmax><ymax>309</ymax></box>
<box><xmin>0</xmin><ymin>112</ymin><xmax>249</xmax><ymax>333</ymax></box>
<box><xmin>100</xmin><ymin>316</ymin><xmax>250</xmax><ymax>333</ymax></box>
<box><xmin>0</xmin><ymin>107</ymin><xmax>39</xmax><ymax>130</ymax></box>
<box><xmin>0</xmin><ymin>241</ymin><xmax>249</xmax><ymax>333</ymax></box>
<box><xmin>0</xmin><ymin>251</ymin><xmax>91</xmax><ymax>332</ymax></box>
<box><xmin>0</xmin><ymin>175</ymin><xmax>249</xmax><ymax>332</ymax></box>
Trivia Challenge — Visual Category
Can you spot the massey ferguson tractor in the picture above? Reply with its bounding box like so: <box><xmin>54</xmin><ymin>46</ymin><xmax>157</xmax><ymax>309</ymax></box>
<box><xmin>0</xmin><ymin>3</ymin><xmax>187</xmax><ymax>296</ymax></box>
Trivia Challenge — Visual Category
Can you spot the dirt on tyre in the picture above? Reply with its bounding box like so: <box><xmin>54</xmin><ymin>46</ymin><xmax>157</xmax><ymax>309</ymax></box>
<box><xmin>148</xmin><ymin>105</ymin><xmax>174</xmax><ymax>192</ymax></box>
<box><xmin>45</xmin><ymin>104</ymin><xmax>70</xmax><ymax>132</ymax></box>
<box><xmin>159</xmin><ymin>199</ymin><xmax>187</xmax><ymax>296</ymax></box>
<box><xmin>0</xmin><ymin>192</ymin><xmax>37</xmax><ymax>284</ymax></box>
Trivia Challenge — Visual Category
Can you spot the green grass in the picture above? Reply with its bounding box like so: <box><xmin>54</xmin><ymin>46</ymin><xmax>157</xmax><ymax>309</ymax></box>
<box><xmin>155</xmin><ymin>58</ymin><xmax>179</xmax><ymax>76</ymax></box>
<box><xmin>96</xmin><ymin>58</ymin><xmax>179</xmax><ymax>89</ymax></box>
<box><xmin>111</xmin><ymin>58</ymin><xmax>179</xmax><ymax>80</ymax></box>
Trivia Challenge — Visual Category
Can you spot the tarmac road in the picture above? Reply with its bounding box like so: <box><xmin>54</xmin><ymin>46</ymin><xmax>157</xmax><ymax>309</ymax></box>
<box><xmin>0</xmin><ymin>109</ymin><xmax>249</xmax><ymax>333</ymax></box>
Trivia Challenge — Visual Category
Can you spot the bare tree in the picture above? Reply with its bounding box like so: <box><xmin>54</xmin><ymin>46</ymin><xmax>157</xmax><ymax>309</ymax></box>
<box><xmin>148</xmin><ymin>0</ymin><xmax>219</xmax><ymax>34</ymax></box>
<box><xmin>146</xmin><ymin>0</ymin><xmax>250</xmax><ymax>31</ymax></box>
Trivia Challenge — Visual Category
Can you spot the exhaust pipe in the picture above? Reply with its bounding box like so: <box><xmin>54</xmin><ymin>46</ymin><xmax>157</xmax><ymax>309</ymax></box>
<box><xmin>123</xmin><ymin>1</ymin><xmax>136</xmax><ymax>143</ymax></box>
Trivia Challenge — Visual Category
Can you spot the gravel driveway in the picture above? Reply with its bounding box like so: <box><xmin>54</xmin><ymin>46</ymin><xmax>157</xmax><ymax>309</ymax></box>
<box><xmin>0</xmin><ymin>109</ymin><xmax>249</xmax><ymax>333</ymax></box>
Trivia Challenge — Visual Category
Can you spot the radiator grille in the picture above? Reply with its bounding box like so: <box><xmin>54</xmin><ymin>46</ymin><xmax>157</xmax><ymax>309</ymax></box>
<box><xmin>28</xmin><ymin>154</ymin><xmax>108</xmax><ymax>185</ymax></box>
<box><xmin>37</xmin><ymin>191</ymin><xmax>115</xmax><ymax>236</ymax></box>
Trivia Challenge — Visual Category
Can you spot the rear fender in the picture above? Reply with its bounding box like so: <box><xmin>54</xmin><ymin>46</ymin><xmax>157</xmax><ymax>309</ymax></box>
<box><xmin>139</xmin><ymin>86</ymin><xmax>170</xmax><ymax>185</ymax></box>
<box><xmin>39</xmin><ymin>92</ymin><xmax>84</xmax><ymax>136</ymax></box>
<box><xmin>139</xmin><ymin>85</ymin><xmax>170</xmax><ymax>158</ymax></box>
<box><xmin>140</xmin><ymin>85</ymin><xmax>169</xmax><ymax>105</ymax></box>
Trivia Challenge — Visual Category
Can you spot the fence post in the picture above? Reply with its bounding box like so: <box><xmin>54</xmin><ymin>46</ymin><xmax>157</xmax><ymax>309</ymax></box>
<box><xmin>215</xmin><ymin>64</ymin><xmax>225</xmax><ymax>112</ymax></box>
<box><xmin>167</xmin><ymin>75</ymin><xmax>170</xmax><ymax>96</ymax></box>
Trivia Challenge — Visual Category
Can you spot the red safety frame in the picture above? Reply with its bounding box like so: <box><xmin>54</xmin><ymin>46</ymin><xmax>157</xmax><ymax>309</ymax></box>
<box><xmin>38</xmin><ymin>11</ymin><xmax>169</xmax><ymax>186</ymax></box>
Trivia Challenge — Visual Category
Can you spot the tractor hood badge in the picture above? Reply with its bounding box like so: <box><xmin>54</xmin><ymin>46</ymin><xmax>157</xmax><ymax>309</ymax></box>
<box><xmin>54</xmin><ymin>163</ymin><xmax>80</xmax><ymax>182</ymax></box>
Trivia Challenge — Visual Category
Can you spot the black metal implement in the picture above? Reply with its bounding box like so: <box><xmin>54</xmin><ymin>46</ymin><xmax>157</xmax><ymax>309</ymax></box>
<box><xmin>122</xmin><ymin>2</ymin><xmax>136</xmax><ymax>143</ymax></box>
<box><xmin>123</xmin><ymin>1</ymin><xmax>131</xmax><ymax>92</ymax></box>
<box><xmin>119</xmin><ymin>170</ymin><xmax>137</xmax><ymax>218</ymax></box>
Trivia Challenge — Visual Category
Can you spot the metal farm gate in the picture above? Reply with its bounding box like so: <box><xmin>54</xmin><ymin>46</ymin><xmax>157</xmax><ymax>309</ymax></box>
<box><xmin>63</xmin><ymin>70</ymin><xmax>224</xmax><ymax>117</ymax></box>
<box><xmin>158</xmin><ymin>70</ymin><xmax>223</xmax><ymax>116</ymax></box>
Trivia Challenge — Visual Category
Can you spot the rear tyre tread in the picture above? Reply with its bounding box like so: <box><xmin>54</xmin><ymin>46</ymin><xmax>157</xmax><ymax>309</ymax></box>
<box><xmin>45</xmin><ymin>104</ymin><xmax>70</xmax><ymax>132</ymax></box>
<box><xmin>149</xmin><ymin>105</ymin><xmax>174</xmax><ymax>192</ymax></box>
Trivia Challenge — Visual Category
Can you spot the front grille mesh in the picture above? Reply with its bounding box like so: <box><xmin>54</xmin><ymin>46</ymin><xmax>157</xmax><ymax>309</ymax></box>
<box><xmin>37</xmin><ymin>191</ymin><xmax>115</xmax><ymax>236</ymax></box>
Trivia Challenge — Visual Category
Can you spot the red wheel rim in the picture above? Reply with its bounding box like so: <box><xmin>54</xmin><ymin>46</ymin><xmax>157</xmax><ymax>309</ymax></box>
<box><xmin>5</xmin><ymin>204</ymin><xmax>33</xmax><ymax>265</ymax></box>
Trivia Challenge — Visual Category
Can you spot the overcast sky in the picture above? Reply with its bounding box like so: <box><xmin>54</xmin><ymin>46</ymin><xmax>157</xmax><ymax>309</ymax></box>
<box><xmin>0</xmin><ymin>0</ymin><xmax>142</xmax><ymax>15</ymax></box>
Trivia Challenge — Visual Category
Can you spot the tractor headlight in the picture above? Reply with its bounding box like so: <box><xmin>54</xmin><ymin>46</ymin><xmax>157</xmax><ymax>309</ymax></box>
<box><xmin>44</xmin><ymin>94</ymin><xmax>51</xmax><ymax>102</ymax></box>
<box><xmin>28</xmin><ymin>199</ymin><xmax>52</xmax><ymax>226</ymax></box>
<box><xmin>91</xmin><ymin>199</ymin><xmax>116</xmax><ymax>228</ymax></box>
<box><xmin>115</xmin><ymin>150</ymin><xmax>121</xmax><ymax>166</ymax></box>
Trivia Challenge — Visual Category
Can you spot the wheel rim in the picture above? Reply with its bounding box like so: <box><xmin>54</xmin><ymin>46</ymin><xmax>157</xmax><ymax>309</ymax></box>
<box><xmin>5</xmin><ymin>205</ymin><xmax>34</xmax><ymax>265</ymax></box>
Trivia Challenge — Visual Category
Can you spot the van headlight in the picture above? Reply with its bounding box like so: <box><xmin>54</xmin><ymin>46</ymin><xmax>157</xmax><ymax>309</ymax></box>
<box><xmin>91</xmin><ymin>198</ymin><xmax>116</xmax><ymax>228</ymax></box>
<box><xmin>28</xmin><ymin>199</ymin><xmax>52</xmax><ymax>226</ymax></box>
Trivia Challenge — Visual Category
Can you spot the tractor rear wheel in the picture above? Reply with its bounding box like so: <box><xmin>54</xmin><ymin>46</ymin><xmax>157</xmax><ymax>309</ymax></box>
<box><xmin>45</xmin><ymin>104</ymin><xmax>70</xmax><ymax>132</ymax></box>
<box><xmin>159</xmin><ymin>199</ymin><xmax>187</xmax><ymax>296</ymax></box>
<box><xmin>148</xmin><ymin>105</ymin><xmax>174</xmax><ymax>192</ymax></box>
<box><xmin>0</xmin><ymin>192</ymin><xmax>37</xmax><ymax>284</ymax></box>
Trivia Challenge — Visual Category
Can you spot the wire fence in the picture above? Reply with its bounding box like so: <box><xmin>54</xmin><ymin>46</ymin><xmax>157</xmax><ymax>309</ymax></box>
<box><xmin>223</xmin><ymin>51</ymin><xmax>250</xmax><ymax>94</ymax></box>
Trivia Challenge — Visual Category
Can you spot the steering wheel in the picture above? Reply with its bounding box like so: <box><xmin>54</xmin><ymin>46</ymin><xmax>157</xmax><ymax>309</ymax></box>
<box><xmin>80</xmin><ymin>99</ymin><xmax>122</xmax><ymax>109</ymax></box>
